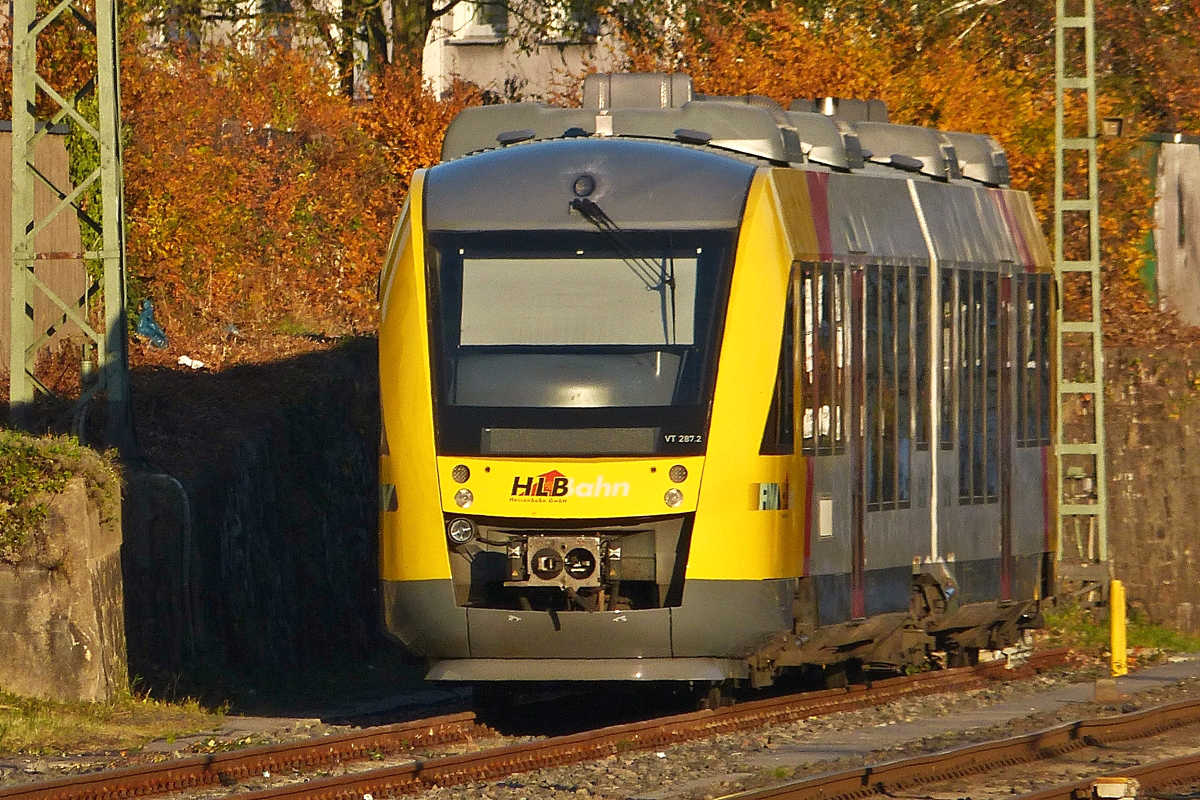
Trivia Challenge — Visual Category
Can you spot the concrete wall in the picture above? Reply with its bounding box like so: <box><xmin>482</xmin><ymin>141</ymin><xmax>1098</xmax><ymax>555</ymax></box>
<box><xmin>1107</xmin><ymin>346</ymin><xmax>1200</xmax><ymax>632</ymax></box>
<box><xmin>0</xmin><ymin>477</ymin><xmax>127</xmax><ymax>701</ymax></box>
<box><xmin>122</xmin><ymin>339</ymin><xmax>382</xmax><ymax>688</ymax></box>
<box><xmin>0</xmin><ymin>125</ymin><xmax>88</xmax><ymax>362</ymax></box>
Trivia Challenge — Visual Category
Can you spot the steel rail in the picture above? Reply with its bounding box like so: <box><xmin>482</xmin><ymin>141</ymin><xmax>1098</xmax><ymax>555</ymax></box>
<box><xmin>200</xmin><ymin>649</ymin><xmax>1069</xmax><ymax>800</ymax></box>
<box><xmin>1019</xmin><ymin>752</ymin><xmax>1200</xmax><ymax>800</ymax></box>
<box><xmin>0</xmin><ymin>713</ymin><xmax>484</xmax><ymax>800</ymax></box>
<box><xmin>0</xmin><ymin>649</ymin><xmax>1066</xmax><ymax>800</ymax></box>
<box><xmin>721</xmin><ymin>695</ymin><xmax>1200</xmax><ymax>800</ymax></box>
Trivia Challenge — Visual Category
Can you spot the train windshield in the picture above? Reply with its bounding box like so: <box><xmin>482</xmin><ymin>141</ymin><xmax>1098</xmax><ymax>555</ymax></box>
<box><xmin>428</xmin><ymin>229</ymin><xmax>735</xmax><ymax>456</ymax></box>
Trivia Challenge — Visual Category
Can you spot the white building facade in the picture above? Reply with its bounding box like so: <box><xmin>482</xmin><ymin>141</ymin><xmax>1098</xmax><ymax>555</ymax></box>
<box><xmin>421</xmin><ymin>1</ymin><xmax>622</xmax><ymax>101</ymax></box>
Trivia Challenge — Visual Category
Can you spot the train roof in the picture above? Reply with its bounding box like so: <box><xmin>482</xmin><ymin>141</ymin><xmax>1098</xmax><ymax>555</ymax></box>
<box><xmin>440</xmin><ymin>72</ymin><xmax>1011</xmax><ymax>189</ymax></box>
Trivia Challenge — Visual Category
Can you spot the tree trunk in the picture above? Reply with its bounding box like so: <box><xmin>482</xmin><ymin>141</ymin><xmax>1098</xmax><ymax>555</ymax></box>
<box><xmin>391</xmin><ymin>0</ymin><xmax>436</xmax><ymax>67</ymax></box>
<box><xmin>338</xmin><ymin>0</ymin><xmax>357</xmax><ymax>96</ymax></box>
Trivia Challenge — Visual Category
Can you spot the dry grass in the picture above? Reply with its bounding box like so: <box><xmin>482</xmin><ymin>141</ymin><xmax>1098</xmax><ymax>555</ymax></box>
<box><xmin>0</xmin><ymin>690</ymin><xmax>222</xmax><ymax>755</ymax></box>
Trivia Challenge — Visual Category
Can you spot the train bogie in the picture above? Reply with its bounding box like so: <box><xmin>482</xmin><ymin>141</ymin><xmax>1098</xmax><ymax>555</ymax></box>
<box><xmin>378</xmin><ymin>72</ymin><xmax>1053</xmax><ymax>686</ymax></box>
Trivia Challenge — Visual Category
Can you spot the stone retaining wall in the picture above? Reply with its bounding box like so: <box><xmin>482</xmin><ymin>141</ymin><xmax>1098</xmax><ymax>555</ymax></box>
<box><xmin>0</xmin><ymin>478</ymin><xmax>127</xmax><ymax>701</ymax></box>
<box><xmin>1107</xmin><ymin>346</ymin><xmax>1200</xmax><ymax>631</ymax></box>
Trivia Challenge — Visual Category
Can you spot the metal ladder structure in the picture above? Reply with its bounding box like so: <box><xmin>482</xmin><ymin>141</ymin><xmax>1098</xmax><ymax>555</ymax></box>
<box><xmin>1053</xmin><ymin>0</ymin><xmax>1109</xmax><ymax>581</ymax></box>
<box><xmin>8</xmin><ymin>0</ymin><xmax>133</xmax><ymax>451</ymax></box>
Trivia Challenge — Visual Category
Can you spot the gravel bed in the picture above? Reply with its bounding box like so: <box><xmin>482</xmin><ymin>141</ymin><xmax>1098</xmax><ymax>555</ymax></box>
<box><xmin>3</xmin><ymin>654</ymin><xmax>1196</xmax><ymax>800</ymax></box>
<box><xmin>414</xmin><ymin>662</ymin><xmax>1200</xmax><ymax>800</ymax></box>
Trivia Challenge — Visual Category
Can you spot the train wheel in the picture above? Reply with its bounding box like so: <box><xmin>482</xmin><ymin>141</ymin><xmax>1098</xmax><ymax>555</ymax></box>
<box><xmin>946</xmin><ymin>647</ymin><xmax>979</xmax><ymax>668</ymax></box>
<box><xmin>823</xmin><ymin>659</ymin><xmax>863</xmax><ymax>689</ymax></box>
<box><xmin>697</xmin><ymin>682</ymin><xmax>736</xmax><ymax>710</ymax></box>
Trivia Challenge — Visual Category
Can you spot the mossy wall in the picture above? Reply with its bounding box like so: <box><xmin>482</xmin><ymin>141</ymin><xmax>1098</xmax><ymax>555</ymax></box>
<box><xmin>0</xmin><ymin>434</ymin><xmax>127</xmax><ymax>702</ymax></box>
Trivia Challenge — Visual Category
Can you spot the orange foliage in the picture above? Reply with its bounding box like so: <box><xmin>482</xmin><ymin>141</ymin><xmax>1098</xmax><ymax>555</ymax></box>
<box><xmin>357</xmin><ymin>59</ymin><xmax>484</xmax><ymax>197</ymax></box>
<box><xmin>121</xmin><ymin>45</ymin><xmax>477</xmax><ymax>339</ymax></box>
<box><xmin>0</xmin><ymin>0</ymin><xmax>99</xmax><ymax>119</ymax></box>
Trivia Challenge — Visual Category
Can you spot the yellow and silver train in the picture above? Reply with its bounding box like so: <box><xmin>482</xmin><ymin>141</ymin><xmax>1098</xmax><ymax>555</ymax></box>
<box><xmin>378</xmin><ymin>73</ymin><xmax>1053</xmax><ymax>686</ymax></box>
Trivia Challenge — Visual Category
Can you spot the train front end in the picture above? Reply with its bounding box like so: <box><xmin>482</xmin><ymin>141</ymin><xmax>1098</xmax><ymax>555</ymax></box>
<box><xmin>377</xmin><ymin>132</ymin><xmax>804</xmax><ymax>682</ymax></box>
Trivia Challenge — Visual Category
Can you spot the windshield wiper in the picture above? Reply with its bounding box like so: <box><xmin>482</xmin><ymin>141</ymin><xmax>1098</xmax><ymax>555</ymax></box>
<box><xmin>570</xmin><ymin>197</ymin><xmax>678</xmax><ymax>343</ymax></box>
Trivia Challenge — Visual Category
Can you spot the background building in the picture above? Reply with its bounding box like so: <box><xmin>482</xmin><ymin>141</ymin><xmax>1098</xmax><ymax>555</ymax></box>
<box><xmin>421</xmin><ymin>1</ymin><xmax>621</xmax><ymax>101</ymax></box>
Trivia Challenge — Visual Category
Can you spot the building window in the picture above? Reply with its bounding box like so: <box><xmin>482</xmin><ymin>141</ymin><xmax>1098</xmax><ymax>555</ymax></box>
<box><xmin>800</xmin><ymin>263</ymin><xmax>845</xmax><ymax>456</ymax></box>
<box><xmin>452</xmin><ymin>1</ymin><xmax>507</xmax><ymax>42</ymax></box>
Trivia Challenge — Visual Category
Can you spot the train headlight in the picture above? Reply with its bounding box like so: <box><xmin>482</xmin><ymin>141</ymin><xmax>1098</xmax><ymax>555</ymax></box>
<box><xmin>454</xmin><ymin>488</ymin><xmax>474</xmax><ymax>508</ymax></box>
<box><xmin>564</xmin><ymin>547</ymin><xmax>597</xmax><ymax>580</ymax></box>
<box><xmin>447</xmin><ymin>518</ymin><xmax>476</xmax><ymax>544</ymax></box>
<box><xmin>664</xmin><ymin>488</ymin><xmax>684</xmax><ymax>508</ymax></box>
<box><xmin>451</xmin><ymin>464</ymin><xmax>470</xmax><ymax>483</ymax></box>
<box><xmin>669</xmin><ymin>464</ymin><xmax>688</xmax><ymax>483</ymax></box>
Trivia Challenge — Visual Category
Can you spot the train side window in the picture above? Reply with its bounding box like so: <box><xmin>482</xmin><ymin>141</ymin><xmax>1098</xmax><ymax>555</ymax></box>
<box><xmin>801</xmin><ymin>263</ymin><xmax>845</xmax><ymax>456</ymax></box>
<box><xmin>896</xmin><ymin>268</ymin><xmax>911</xmax><ymax>504</ymax></box>
<box><xmin>984</xmin><ymin>274</ymin><xmax>999</xmax><ymax>502</ymax></box>
<box><xmin>1015</xmin><ymin>274</ymin><xmax>1026</xmax><ymax>446</ymax></box>
<box><xmin>867</xmin><ymin>266</ymin><xmax>881</xmax><ymax>508</ymax></box>
<box><xmin>881</xmin><ymin>266</ymin><xmax>896</xmax><ymax>506</ymax></box>
<box><xmin>958</xmin><ymin>270</ymin><xmax>984</xmax><ymax>504</ymax></box>
<box><xmin>940</xmin><ymin>269</ymin><xmax>955</xmax><ymax>451</ymax></box>
<box><xmin>1017</xmin><ymin>274</ymin><xmax>1036</xmax><ymax>448</ymax></box>
<box><xmin>760</xmin><ymin>268</ymin><xmax>795</xmax><ymax>455</ymax></box>
<box><xmin>835</xmin><ymin>263</ymin><xmax>844</xmax><ymax>448</ymax></box>
<box><xmin>865</xmin><ymin>264</ymin><xmax>910</xmax><ymax>511</ymax></box>
<box><xmin>957</xmin><ymin>271</ymin><xmax>971</xmax><ymax>501</ymax></box>
<box><xmin>1037</xmin><ymin>273</ymin><xmax>1052</xmax><ymax>445</ymax></box>
<box><xmin>957</xmin><ymin>270</ymin><xmax>1000</xmax><ymax>504</ymax></box>
<box><xmin>914</xmin><ymin>267</ymin><xmax>929</xmax><ymax>450</ymax></box>
<box><xmin>801</xmin><ymin>264</ymin><xmax>817</xmax><ymax>454</ymax></box>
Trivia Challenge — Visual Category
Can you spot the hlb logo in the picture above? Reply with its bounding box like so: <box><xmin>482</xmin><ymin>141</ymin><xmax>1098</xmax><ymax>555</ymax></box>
<box><xmin>511</xmin><ymin>470</ymin><xmax>570</xmax><ymax>498</ymax></box>
<box><xmin>510</xmin><ymin>470</ymin><xmax>630</xmax><ymax>501</ymax></box>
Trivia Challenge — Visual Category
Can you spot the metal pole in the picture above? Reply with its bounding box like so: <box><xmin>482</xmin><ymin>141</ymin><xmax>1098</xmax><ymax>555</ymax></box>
<box><xmin>1054</xmin><ymin>0</ymin><xmax>1109</xmax><ymax>575</ymax></box>
<box><xmin>7</xmin><ymin>0</ymin><xmax>133</xmax><ymax>452</ymax></box>
<box><xmin>96</xmin><ymin>0</ymin><xmax>134</xmax><ymax>451</ymax></box>
<box><xmin>1110</xmin><ymin>579</ymin><xmax>1128</xmax><ymax>677</ymax></box>
<box><xmin>9</xmin><ymin>0</ymin><xmax>36</xmax><ymax>423</ymax></box>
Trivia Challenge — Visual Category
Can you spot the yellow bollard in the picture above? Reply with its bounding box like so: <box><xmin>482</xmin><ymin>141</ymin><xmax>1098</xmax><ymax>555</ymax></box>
<box><xmin>1111</xmin><ymin>579</ymin><xmax>1128</xmax><ymax>678</ymax></box>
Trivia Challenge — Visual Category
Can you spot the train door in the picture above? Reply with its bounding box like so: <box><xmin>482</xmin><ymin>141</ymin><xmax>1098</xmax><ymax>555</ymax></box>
<box><xmin>797</xmin><ymin>262</ymin><xmax>856</xmax><ymax>625</ymax></box>
<box><xmin>940</xmin><ymin>268</ymin><xmax>1006</xmax><ymax>603</ymax></box>
<box><xmin>853</xmin><ymin>263</ymin><xmax>932</xmax><ymax>619</ymax></box>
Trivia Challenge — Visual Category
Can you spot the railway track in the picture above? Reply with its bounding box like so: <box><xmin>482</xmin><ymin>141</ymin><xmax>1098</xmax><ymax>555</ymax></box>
<box><xmin>720</xmin><ymin>692</ymin><xmax>1200</xmax><ymax>800</ymax></box>
<box><xmin>0</xmin><ymin>714</ymin><xmax>486</xmax><ymax>800</ymax></box>
<box><xmin>1023</xmin><ymin>751</ymin><xmax>1200</xmax><ymax>800</ymax></box>
<box><xmin>0</xmin><ymin>648</ymin><xmax>1066</xmax><ymax>800</ymax></box>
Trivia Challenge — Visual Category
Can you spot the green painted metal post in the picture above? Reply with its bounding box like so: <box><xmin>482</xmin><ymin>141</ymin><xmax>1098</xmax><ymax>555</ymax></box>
<box><xmin>8</xmin><ymin>0</ymin><xmax>133</xmax><ymax>451</ymax></box>
<box><xmin>9</xmin><ymin>0</ymin><xmax>36</xmax><ymax>422</ymax></box>
<box><xmin>1054</xmin><ymin>0</ymin><xmax>1109</xmax><ymax>569</ymax></box>
<box><xmin>96</xmin><ymin>0</ymin><xmax>134</xmax><ymax>450</ymax></box>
